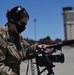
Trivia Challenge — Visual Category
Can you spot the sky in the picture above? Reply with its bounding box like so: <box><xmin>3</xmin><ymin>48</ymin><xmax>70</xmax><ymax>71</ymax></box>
<box><xmin>0</xmin><ymin>0</ymin><xmax>74</xmax><ymax>41</ymax></box>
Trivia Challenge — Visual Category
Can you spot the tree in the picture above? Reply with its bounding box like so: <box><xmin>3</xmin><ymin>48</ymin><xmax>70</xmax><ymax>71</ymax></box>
<box><xmin>55</xmin><ymin>38</ymin><xmax>62</xmax><ymax>43</ymax></box>
<box><xmin>39</xmin><ymin>36</ymin><xmax>51</xmax><ymax>41</ymax></box>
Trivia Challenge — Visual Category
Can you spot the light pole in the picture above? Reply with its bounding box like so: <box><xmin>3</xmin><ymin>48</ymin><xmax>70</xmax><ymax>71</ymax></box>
<box><xmin>34</xmin><ymin>18</ymin><xmax>37</xmax><ymax>41</ymax></box>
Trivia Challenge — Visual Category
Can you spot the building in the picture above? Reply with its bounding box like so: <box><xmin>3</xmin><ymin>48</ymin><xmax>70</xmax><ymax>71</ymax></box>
<box><xmin>62</xmin><ymin>7</ymin><xmax>74</xmax><ymax>40</ymax></box>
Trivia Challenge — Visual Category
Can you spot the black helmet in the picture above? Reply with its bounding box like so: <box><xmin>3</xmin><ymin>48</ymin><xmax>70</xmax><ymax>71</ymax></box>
<box><xmin>6</xmin><ymin>6</ymin><xmax>29</xmax><ymax>23</ymax></box>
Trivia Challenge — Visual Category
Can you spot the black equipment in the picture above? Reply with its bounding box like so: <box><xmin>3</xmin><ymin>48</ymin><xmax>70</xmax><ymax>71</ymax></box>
<box><xmin>28</xmin><ymin>40</ymin><xmax>74</xmax><ymax>75</ymax></box>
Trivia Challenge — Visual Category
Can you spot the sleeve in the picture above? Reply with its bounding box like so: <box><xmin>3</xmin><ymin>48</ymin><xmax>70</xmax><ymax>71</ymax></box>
<box><xmin>19</xmin><ymin>34</ymin><xmax>39</xmax><ymax>60</ymax></box>
<box><xmin>0</xmin><ymin>34</ymin><xmax>17</xmax><ymax>75</ymax></box>
<box><xmin>22</xmin><ymin>39</ymin><xmax>39</xmax><ymax>60</ymax></box>
<box><xmin>0</xmin><ymin>48</ymin><xmax>17</xmax><ymax>75</ymax></box>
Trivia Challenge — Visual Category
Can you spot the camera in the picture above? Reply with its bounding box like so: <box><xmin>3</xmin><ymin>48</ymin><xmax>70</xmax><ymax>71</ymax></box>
<box><xmin>35</xmin><ymin>53</ymin><xmax>65</xmax><ymax>67</ymax></box>
<box><xmin>28</xmin><ymin>40</ymin><xmax>74</xmax><ymax>75</ymax></box>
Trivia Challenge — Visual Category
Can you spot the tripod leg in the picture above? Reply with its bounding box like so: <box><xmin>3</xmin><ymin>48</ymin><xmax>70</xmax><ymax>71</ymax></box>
<box><xmin>47</xmin><ymin>68</ymin><xmax>54</xmax><ymax>75</ymax></box>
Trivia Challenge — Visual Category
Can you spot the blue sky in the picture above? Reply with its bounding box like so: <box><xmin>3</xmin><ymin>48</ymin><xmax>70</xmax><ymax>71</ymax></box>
<box><xmin>0</xmin><ymin>0</ymin><xmax>74</xmax><ymax>41</ymax></box>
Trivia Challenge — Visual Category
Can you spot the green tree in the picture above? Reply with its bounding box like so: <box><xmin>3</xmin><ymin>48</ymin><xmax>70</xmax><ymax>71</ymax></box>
<box><xmin>39</xmin><ymin>36</ymin><xmax>51</xmax><ymax>41</ymax></box>
<box><xmin>55</xmin><ymin>38</ymin><xmax>62</xmax><ymax>43</ymax></box>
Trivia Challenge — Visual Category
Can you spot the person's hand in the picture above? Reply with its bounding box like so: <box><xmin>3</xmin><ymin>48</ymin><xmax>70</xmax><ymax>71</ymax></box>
<box><xmin>36</xmin><ymin>44</ymin><xmax>51</xmax><ymax>53</ymax></box>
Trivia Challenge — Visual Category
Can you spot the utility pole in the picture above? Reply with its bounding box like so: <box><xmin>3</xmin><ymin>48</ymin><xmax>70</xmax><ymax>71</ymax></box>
<box><xmin>34</xmin><ymin>18</ymin><xmax>37</xmax><ymax>41</ymax></box>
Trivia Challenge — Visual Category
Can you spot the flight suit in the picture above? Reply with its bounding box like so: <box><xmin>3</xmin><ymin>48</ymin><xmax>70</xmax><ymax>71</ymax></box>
<box><xmin>0</xmin><ymin>24</ymin><xmax>38</xmax><ymax>75</ymax></box>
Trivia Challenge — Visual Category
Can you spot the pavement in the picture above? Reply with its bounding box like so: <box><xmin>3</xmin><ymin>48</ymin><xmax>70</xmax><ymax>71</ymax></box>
<box><xmin>20</xmin><ymin>47</ymin><xmax>74</xmax><ymax>75</ymax></box>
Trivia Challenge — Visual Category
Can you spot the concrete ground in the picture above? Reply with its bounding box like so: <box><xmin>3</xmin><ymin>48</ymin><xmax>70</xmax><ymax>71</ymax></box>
<box><xmin>20</xmin><ymin>47</ymin><xmax>74</xmax><ymax>75</ymax></box>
